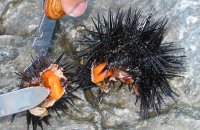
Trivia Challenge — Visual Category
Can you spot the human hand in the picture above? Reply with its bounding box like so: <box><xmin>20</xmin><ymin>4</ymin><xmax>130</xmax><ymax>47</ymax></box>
<box><xmin>61</xmin><ymin>0</ymin><xmax>88</xmax><ymax>17</ymax></box>
<box><xmin>45</xmin><ymin>0</ymin><xmax>88</xmax><ymax>19</ymax></box>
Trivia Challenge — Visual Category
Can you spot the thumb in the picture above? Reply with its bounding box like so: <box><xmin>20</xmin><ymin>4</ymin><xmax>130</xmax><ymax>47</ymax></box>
<box><xmin>61</xmin><ymin>0</ymin><xmax>88</xmax><ymax>17</ymax></box>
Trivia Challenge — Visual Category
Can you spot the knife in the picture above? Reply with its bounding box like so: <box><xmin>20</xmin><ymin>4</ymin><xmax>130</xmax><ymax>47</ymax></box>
<box><xmin>0</xmin><ymin>1</ymin><xmax>58</xmax><ymax>117</ymax></box>
<box><xmin>32</xmin><ymin>13</ymin><xmax>57</xmax><ymax>56</ymax></box>
<box><xmin>0</xmin><ymin>87</ymin><xmax>50</xmax><ymax>117</ymax></box>
<box><xmin>24</xmin><ymin>13</ymin><xmax>57</xmax><ymax>72</ymax></box>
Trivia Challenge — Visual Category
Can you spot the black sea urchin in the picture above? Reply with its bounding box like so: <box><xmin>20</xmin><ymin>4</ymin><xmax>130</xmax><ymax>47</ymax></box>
<box><xmin>78</xmin><ymin>8</ymin><xmax>185</xmax><ymax>119</ymax></box>
<box><xmin>12</xmin><ymin>54</ymin><xmax>79</xmax><ymax>130</ymax></box>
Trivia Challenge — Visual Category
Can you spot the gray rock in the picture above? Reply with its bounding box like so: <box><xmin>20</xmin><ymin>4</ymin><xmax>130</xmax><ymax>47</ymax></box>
<box><xmin>0</xmin><ymin>0</ymin><xmax>200</xmax><ymax>130</ymax></box>
<box><xmin>2</xmin><ymin>0</ymin><xmax>42</xmax><ymax>36</ymax></box>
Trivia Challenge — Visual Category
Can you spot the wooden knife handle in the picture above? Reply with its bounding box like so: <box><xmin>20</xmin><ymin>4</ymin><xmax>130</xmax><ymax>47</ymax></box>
<box><xmin>44</xmin><ymin>0</ymin><xmax>65</xmax><ymax>20</ymax></box>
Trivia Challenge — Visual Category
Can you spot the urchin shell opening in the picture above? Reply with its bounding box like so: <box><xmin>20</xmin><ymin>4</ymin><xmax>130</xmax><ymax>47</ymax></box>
<box><xmin>13</xmin><ymin>54</ymin><xmax>80</xmax><ymax>130</ymax></box>
<box><xmin>77</xmin><ymin>7</ymin><xmax>185</xmax><ymax>119</ymax></box>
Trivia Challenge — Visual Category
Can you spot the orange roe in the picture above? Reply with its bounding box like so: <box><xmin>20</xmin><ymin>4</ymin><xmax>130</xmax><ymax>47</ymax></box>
<box><xmin>91</xmin><ymin>62</ymin><xmax>113</xmax><ymax>84</ymax></box>
<box><xmin>41</xmin><ymin>69</ymin><xmax>64</xmax><ymax>100</ymax></box>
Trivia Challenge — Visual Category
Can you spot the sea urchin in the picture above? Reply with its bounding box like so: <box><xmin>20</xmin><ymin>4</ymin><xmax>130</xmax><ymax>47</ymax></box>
<box><xmin>78</xmin><ymin>8</ymin><xmax>185</xmax><ymax>119</ymax></box>
<box><xmin>12</xmin><ymin>54</ymin><xmax>79</xmax><ymax>130</ymax></box>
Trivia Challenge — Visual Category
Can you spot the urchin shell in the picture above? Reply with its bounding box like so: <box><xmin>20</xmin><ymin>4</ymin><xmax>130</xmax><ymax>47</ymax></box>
<box><xmin>78</xmin><ymin>8</ymin><xmax>185</xmax><ymax>119</ymax></box>
<box><xmin>12</xmin><ymin>54</ymin><xmax>79</xmax><ymax>130</ymax></box>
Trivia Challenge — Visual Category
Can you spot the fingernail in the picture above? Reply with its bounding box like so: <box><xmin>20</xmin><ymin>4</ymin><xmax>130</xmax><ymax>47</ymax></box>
<box><xmin>68</xmin><ymin>1</ymin><xmax>88</xmax><ymax>17</ymax></box>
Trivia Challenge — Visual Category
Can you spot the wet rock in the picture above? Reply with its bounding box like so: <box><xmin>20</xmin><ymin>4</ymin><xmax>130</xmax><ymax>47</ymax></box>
<box><xmin>0</xmin><ymin>0</ymin><xmax>200</xmax><ymax>130</ymax></box>
<box><xmin>2</xmin><ymin>0</ymin><xmax>42</xmax><ymax>36</ymax></box>
<box><xmin>0</xmin><ymin>0</ymin><xmax>20</xmax><ymax>19</ymax></box>
<box><xmin>130</xmin><ymin>104</ymin><xmax>200</xmax><ymax>130</ymax></box>
<box><xmin>0</xmin><ymin>46</ymin><xmax>18</xmax><ymax>62</ymax></box>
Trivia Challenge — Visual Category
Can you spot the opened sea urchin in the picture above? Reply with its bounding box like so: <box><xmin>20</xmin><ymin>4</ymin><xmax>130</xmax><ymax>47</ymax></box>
<box><xmin>78</xmin><ymin>8</ymin><xmax>185</xmax><ymax>119</ymax></box>
<box><xmin>12</xmin><ymin>54</ymin><xmax>79</xmax><ymax>130</ymax></box>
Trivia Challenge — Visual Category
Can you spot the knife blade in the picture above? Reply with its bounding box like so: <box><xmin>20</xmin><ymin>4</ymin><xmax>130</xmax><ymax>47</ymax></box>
<box><xmin>24</xmin><ymin>13</ymin><xmax>57</xmax><ymax>73</ymax></box>
<box><xmin>0</xmin><ymin>87</ymin><xmax>50</xmax><ymax>117</ymax></box>
<box><xmin>32</xmin><ymin>13</ymin><xmax>57</xmax><ymax>56</ymax></box>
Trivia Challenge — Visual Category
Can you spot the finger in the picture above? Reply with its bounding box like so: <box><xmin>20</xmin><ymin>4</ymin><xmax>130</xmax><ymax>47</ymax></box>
<box><xmin>61</xmin><ymin>0</ymin><xmax>88</xmax><ymax>17</ymax></box>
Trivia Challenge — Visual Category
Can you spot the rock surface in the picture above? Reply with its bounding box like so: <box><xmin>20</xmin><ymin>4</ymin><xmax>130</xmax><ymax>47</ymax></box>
<box><xmin>0</xmin><ymin>0</ymin><xmax>200</xmax><ymax>130</ymax></box>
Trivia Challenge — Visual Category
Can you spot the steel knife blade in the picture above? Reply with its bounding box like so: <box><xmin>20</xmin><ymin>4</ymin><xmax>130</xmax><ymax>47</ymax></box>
<box><xmin>32</xmin><ymin>13</ymin><xmax>57</xmax><ymax>56</ymax></box>
<box><xmin>0</xmin><ymin>87</ymin><xmax>50</xmax><ymax>117</ymax></box>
